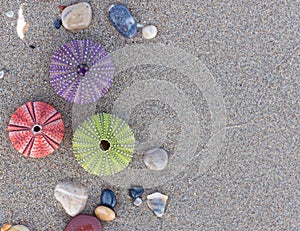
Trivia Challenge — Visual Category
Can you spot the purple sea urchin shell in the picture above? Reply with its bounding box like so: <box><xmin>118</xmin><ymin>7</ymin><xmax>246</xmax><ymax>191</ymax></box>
<box><xmin>49</xmin><ymin>40</ymin><xmax>114</xmax><ymax>104</ymax></box>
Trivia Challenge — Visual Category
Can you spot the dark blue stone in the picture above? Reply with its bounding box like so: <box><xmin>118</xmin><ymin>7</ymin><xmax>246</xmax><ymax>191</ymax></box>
<box><xmin>109</xmin><ymin>4</ymin><xmax>137</xmax><ymax>38</ymax></box>
<box><xmin>100</xmin><ymin>189</ymin><xmax>117</xmax><ymax>209</ymax></box>
<box><xmin>53</xmin><ymin>18</ymin><xmax>62</xmax><ymax>29</ymax></box>
<box><xmin>129</xmin><ymin>187</ymin><xmax>144</xmax><ymax>199</ymax></box>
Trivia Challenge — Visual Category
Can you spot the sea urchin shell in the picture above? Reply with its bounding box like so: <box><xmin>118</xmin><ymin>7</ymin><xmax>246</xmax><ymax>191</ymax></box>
<box><xmin>49</xmin><ymin>40</ymin><xmax>114</xmax><ymax>104</ymax></box>
<box><xmin>8</xmin><ymin>101</ymin><xmax>64</xmax><ymax>158</ymax></box>
<box><xmin>73</xmin><ymin>113</ymin><xmax>135</xmax><ymax>176</ymax></box>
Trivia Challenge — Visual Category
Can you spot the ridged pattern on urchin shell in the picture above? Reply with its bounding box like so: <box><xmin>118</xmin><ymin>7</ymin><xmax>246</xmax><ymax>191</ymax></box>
<box><xmin>49</xmin><ymin>40</ymin><xmax>114</xmax><ymax>104</ymax></box>
<box><xmin>8</xmin><ymin>101</ymin><xmax>64</xmax><ymax>158</ymax></box>
<box><xmin>72</xmin><ymin>113</ymin><xmax>135</xmax><ymax>176</ymax></box>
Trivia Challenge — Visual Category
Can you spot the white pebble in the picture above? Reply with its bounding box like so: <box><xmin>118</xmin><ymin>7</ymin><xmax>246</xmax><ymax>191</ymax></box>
<box><xmin>5</xmin><ymin>11</ymin><xmax>14</xmax><ymax>18</ymax></box>
<box><xmin>0</xmin><ymin>70</ymin><xmax>5</xmax><ymax>79</ymax></box>
<box><xmin>142</xmin><ymin>25</ymin><xmax>157</xmax><ymax>39</ymax></box>
<box><xmin>133</xmin><ymin>197</ymin><xmax>143</xmax><ymax>206</ymax></box>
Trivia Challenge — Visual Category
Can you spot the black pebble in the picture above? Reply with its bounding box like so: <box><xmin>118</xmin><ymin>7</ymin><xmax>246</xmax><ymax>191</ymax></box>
<box><xmin>53</xmin><ymin>18</ymin><xmax>62</xmax><ymax>29</ymax></box>
<box><xmin>29</xmin><ymin>45</ymin><xmax>35</xmax><ymax>49</ymax></box>
<box><xmin>100</xmin><ymin>189</ymin><xmax>117</xmax><ymax>209</ymax></box>
<box><xmin>129</xmin><ymin>187</ymin><xmax>144</xmax><ymax>199</ymax></box>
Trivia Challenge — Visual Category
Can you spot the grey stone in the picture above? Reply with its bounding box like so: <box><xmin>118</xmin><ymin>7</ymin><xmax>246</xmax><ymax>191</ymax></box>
<box><xmin>143</xmin><ymin>148</ymin><xmax>168</xmax><ymax>171</ymax></box>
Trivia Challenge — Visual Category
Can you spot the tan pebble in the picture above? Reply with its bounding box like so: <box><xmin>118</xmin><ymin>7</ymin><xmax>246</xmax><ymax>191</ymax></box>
<box><xmin>8</xmin><ymin>225</ymin><xmax>30</xmax><ymax>231</ymax></box>
<box><xmin>61</xmin><ymin>2</ymin><xmax>92</xmax><ymax>31</ymax></box>
<box><xmin>94</xmin><ymin>205</ymin><xmax>116</xmax><ymax>221</ymax></box>
<box><xmin>1</xmin><ymin>223</ymin><xmax>12</xmax><ymax>231</ymax></box>
<box><xmin>142</xmin><ymin>25</ymin><xmax>158</xmax><ymax>39</ymax></box>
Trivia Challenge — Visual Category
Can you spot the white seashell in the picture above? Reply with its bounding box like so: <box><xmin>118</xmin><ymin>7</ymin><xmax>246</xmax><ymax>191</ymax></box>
<box><xmin>54</xmin><ymin>181</ymin><xmax>88</xmax><ymax>217</ymax></box>
<box><xmin>146</xmin><ymin>192</ymin><xmax>168</xmax><ymax>217</ymax></box>
<box><xmin>142</xmin><ymin>25</ymin><xmax>157</xmax><ymax>39</ymax></box>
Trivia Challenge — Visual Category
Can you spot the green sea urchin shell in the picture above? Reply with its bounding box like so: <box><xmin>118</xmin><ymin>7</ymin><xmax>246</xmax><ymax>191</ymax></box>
<box><xmin>73</xmin><ymin>113</ymin><xmax>135</xmax><ymax>176</ymax></box>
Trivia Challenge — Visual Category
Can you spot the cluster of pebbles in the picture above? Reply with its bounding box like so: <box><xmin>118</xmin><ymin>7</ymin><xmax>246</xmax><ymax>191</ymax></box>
<box><xmin>2</xmin><ymin>1</ymin><xmax>169</xmax><ymax>230</ymax></box>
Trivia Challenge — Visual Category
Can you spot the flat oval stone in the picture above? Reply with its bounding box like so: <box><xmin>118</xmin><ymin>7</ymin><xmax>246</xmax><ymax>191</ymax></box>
<box><xmin>54</xmin><ymin>181</ymin><xmax>88</xmax><ymax>217</ymax></box>
<box><xmin>109</xmin><ymin>4</ymin><xmax>137</xmax><ymax>38</ymax></box>
<box><xmin>129</xmin><ymin>187</ymin><xmax>144</xmax><ymax>199</ymax></box>
<box><xmin>8</xmin><ymin>225</ymin><xmax>30</xmax><ymax>231</ymax></box>
<box><xmin>100</xmin><ymin>189</ymin><xmax>117</xmax><ymax>209</ymax></box>
<box><xmin>1</xmin><ymin>223</ymin><xmax>12</xmax><ymax>231</ymax></box>
<box><xmin>143</xmin><ymin>148</ymin><xmax>168</xmax><ymax>171</ymax></box>
<box><xmin>62</xmin><ymin>2</ymin><xmax>92</xmax><ymax>31</ymax></box>
<box><xmin>64</xmin><ymin>214</ymin><xmax>102</xmax><ymax>231</ymax></box>
<box><xmin>94</xmin><ymin>206</ymin><xmax>116</xmax><ymax>221</ymax></box>
<box><xmin>142</xmin><ymin>25</ymin><xmax>157</xmax><ymax>39</ymax></box>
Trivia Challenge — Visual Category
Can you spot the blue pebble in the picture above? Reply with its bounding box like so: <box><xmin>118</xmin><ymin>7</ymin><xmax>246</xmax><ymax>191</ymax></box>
<box><xmin>100</xmin><ymin>189</ymin><xmax>117</xmax><ymax>209</ymax></box>
<box><xmin>53</xmin><ymin>18</ymin><xmax>62</xmax><ymax>29</ymax></box>
<box><xmin>129</xmin><ymin>187</ymin><xmax>144</xmax><ymax>199</ymax></box>
<box><xmin>109</xmin><ymin>4</ymin><xmax>137</xmax><ymax>38</ymax></box>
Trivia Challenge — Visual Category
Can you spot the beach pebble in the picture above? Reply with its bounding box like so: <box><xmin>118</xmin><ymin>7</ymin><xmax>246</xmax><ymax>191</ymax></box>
<box><xmin>54</xmin><ymin>181</ymin><xmax>88</xmax><ymax>217</ymax></box>
<box><xmin>129</xmin><ymin>187</ymin><xmax>144</xmax><ymax>199</ymax></box>
<box><xmin>53</xmin><ymin>18</ymin><xmax>62</xmax><ymax>29</ymax></box>
<box><xmin>100</xmin><ymin>189</ymin><xmax>117</xmax><ymax>209</ymax></box>
<box><xmin>0</xmin><ymin>70</ymin><xmax>6</xmax><ymax>79</ymax></box>
<box><xmin>61</xmin><ymin>2</ymin><xmax>92</xmax><ymax>31</ymax></box>
<box><xmin>142</xmin><ymin>25</ymin><xmax>157</xmax><ymax>39</ymax></box>
<box><xmin>143</xmin><ymin>148</ymin><xmax>168</xmax><ymax>171</ymax></box>
<box><xmin>5</xmin><ymin>11</ymin><xmax>14</xmax><ymax>18</ymax></box>
<box><xmin>94</xmin><ymin>205</ymin><xmax>116</xmax><ymax>221</ymax></box>
<box><xmin>147</xmin><ymin>192</ymin><xmax>168</xmax><ymax>217</ymax></box>
<box><xmin>133</xmin><ymin>197</ymin><xmax>143</xmax><ymax>206</ymax></box>
<box><xmin>109</xmin><ymin>4</ymin><xmax>137</xmax><ymax>38</ymax></box>
<box><xmin>1</xmin><ymin>223</ymin><xmax>12</xmax><ymax>231</ymax></box>
<box><xmin>64</xmin><ymin>214</ymin><xmax>102</xmax><ymax>231</ymax></box>
<box><xmin>8</xmin><ymin>225</ymin><xmax>30</xmax><ymax>231</ymax></box>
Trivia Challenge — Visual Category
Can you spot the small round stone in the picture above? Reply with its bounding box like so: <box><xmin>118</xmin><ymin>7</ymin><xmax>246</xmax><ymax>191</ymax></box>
<box><xmin>94</xmin><ymin>206</ymin><xmax>116</xmax><ymax>221</ymax></box>
<box><xmin>100</xmin><ymin>189</ymin><xmax>117</xmax><ymax>209</ymax></box>
<box><xmin>142</xmin><ymin>25</ymin><xmax>157</xmax><ymax>39</ymax></box>
<box><xmin>5</xmin><ymin>11</ymin><xmax>14</xmax><ymax>18</ymax></box>
<box><xmin>143</xmin><ymin>148</ymin><xmax>168</xmax><ymax>171</ymax></box>
<box><xmin>8</xmin><ymin>225</ymin><xmax>30</xmax><ymax>231</ymax></box>
<box><xmin>61</xmin><ymin>2</ymin><xmax>92</xmax><ymax>31</ymax></box>
<box><xmin>129</xmin><ymin>187</ymin><xmax>144</xmax><ymax>199</ymax></box>
<box><xmin>133</xmin><ymin>197</ymin><xmax>142</xmax><ymax>206</ymax></box>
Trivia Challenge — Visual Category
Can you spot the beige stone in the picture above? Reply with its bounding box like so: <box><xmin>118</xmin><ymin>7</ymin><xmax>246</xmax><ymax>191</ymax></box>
<box><xmin>62</xmin><ymin>2</ymin><xmax>92</xmax><ymax>31</ymax></box>
<box><xmin>54</xmin><ymin>181</ymin><xmax>88</xmax><ymax>217</ymax></box>
<box><xmin>1</xmin><ymin>223</ymin><xmax>12</xmax><ymax>231</ymax></box>
<box><xmin>94</xmin><ymin>205</ymin><xmax>116</xmax><ymax>221</ymax></box>
<box><xmin>8</xmin><ymin>225</ymin><xmax>30</xmax><ymax>231</ymax></box>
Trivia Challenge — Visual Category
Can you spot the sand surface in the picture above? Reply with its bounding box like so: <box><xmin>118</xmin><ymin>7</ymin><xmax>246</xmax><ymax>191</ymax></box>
<box><xmin>0</xmin><ymin>1</ymin><xmax>299</xmax><ymax>230</ymax></box>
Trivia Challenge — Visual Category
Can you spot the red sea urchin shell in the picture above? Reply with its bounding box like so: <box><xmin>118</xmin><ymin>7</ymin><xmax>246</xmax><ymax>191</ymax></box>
<box><xmin>8</xmin><ymin>101</ymin><xmax>64</xmax><ymax>158</ymax></box>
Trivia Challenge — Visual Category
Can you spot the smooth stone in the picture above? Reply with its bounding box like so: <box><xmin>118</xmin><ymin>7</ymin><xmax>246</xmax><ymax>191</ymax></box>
<box><xmin>62</xmin><ymin>2</ymin><xmax>92</xmax><ymax>31</ymax></box>
<box><xmin>5</xmin><ymin>11</ymin><xmax>14</xmax><ymax>18</ymax></box>
<box><xmin>129</xmin><ymin>187</ymin><xmax>144</xmax><ymax>199</ymax></box>
<box><xmin>64</xmin><ymin>214</ymin><xmax>102</xmax><ymax>231</ymax></box>
<box><xmin>53</xmin><ymin>18</ymin><xmax>62</xmax><ymax>29</ymax></box>
<box><xmin>94</xmin><ymin>206</ymin><xmax>116</xmax><ymax>221</ymax></box>
<box><xmin>100</xmin><ymin>189</ymin><xmax>117</xmax><ymax>209</ymax></box>
<box><xmin>146</xmin><ymin>192</ymin><xmax>168</xmax><ymax>217</ymax></box>
<box><xmin>1</xmin><ymin>223</ymin><xmax>12</xmax><ymax>231</ymax></box>
<box><xmin>133</xmin><ymin>197</ymin><xmax>142</xmax><ymax>206</ymax></box>
<box><xmin>142</xmin><ymin>25</ymin><xmax>157</xmax><ymax>39</ymax></box>
<box><xmin>8</xmin><ymin>225</ymin><xmax>30</xmax><ymax>231</ymax></box>
<box><xmin>109</xmin><ymin>4</ymin><xmax>137</xmax><ymax>38</ymax></box>
<box><xmin>54</xmin><ymin>181</ymin><xmax>88</xmax><ymax>217</ymax></box>
<box><xmin>143</xmin><ymin>148</ymin><xmax>168</xmax><ymax>171</ymax></box>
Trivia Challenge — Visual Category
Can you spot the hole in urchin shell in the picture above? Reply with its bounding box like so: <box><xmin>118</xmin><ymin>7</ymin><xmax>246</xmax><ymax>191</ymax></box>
<box><xmin>100</xmin><ymin>140</ymin><xmax>110</xmax><ymax>151</ymax></box>
<box><xmin>77</xmin><ymin>64</ymin><xmax>89</xmax><ymax>76</ymax></box>
<box><xmin>33</xmin><ymin>125</ymin><xmax>41</xmax><ymax>132</ymax></box>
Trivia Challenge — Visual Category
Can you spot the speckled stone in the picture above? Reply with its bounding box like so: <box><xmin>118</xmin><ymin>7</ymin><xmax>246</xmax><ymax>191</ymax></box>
<box><xmin>94</xmin><ymin>205</ymin><xmax>116</xmax><ymax>221</ymax></box>
<box><xmin>54</xmin><ymin>181</ymin><xmax>88</xmax><ymax>217</ymax></box>
<box><xmin>143</xmin><ymin>148</ymin><xmax>168</xmax><ymax>171</ymax></box>
<box><xmin>8</xmin><ymin>225</ymin><xmax>30</xmax><ymax>231</ymax></box>
<box><xmin>142</xmin><ymin>25</ymin><xmax>158</xmax><ymax>39</ymax></box>
<box><xmin>61</xmin><ymin>2</ymin><xmax>92</xmax><ymax>31</ymax></box>
<box><xmin>64</xmin><ymin>214</ymin><xmax>102</xmax><ymax>231</ymax></box>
